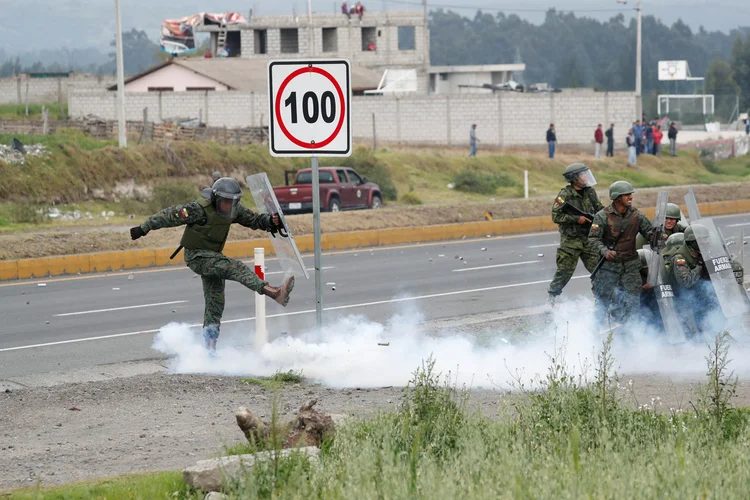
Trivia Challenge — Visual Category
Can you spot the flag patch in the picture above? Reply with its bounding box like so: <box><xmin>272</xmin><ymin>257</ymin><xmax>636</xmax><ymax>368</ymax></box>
<box><xmin>591</xmin><ymin>223</ymin><xmax>599</xmax><ymax>230</ymax></box>
<box><xmin>178</xmin><ymin>208</ymin><xmax>189</xmax><ymax>220</ymax></box>
<box><xmin>554</xmin><ymin>196</ymin><xmax>565</xmax><ymax>208</ymax></box>
<box><xmin>676</xmin><ymin>258</ymin><xmax>686</xmax><ymax>266</ymax></box>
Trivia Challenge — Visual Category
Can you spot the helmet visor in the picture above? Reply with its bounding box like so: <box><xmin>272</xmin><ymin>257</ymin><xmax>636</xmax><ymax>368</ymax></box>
<box><xmin>215</xmin><ymin>191</ymin><xmax>242</xmax><ymax>218</ymax></box>
<box><xmin>575</xmin><ymin>169</ymin><xmax>597</xmax><ymax>188</ymax></box>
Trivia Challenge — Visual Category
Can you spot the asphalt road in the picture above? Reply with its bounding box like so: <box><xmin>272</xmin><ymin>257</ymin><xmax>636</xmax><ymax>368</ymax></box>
<box><xmin>2</xmin><ymin>212</ymin><xmax>749</xmax><ymax>379</ymax></box>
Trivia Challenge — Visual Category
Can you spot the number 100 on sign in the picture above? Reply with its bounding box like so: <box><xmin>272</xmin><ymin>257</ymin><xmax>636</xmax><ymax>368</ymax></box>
<box><xmin>268</xmin><ymin>60</ymin><xmax>352</xmax><ymax>157</ymax></box>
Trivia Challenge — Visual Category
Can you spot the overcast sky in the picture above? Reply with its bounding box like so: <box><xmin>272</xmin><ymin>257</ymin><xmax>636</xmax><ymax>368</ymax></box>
<box><xmin>2</xmin><ymin>0</ymin><xmax>748</xmax><ymax>54</ymax></box>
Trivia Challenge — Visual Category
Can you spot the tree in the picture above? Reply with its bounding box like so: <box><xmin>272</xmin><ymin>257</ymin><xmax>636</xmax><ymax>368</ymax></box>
<box><xmin>705</xmin><ymin>58</ymin><xmax>740</xmax><ymax>120</ymax></box>
<box><xmin>101</xmin><ymin>29</ymin><xmax>160</xmax><ymax>75</ymax></box>
<box><xmin>731</xmin><ymin>35</ymin><xmax>750</xmax><ymax>111</ymax></box>
<box><xmin>557</xmin><ymin>54</ymin><xmax>583</xmax><ymax>88</ymax></box>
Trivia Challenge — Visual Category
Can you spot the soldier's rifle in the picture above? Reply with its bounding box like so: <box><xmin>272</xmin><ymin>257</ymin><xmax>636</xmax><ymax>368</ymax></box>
<box><xmin>590</xmin><ymin>227</ymin><xmax>626</xmax><ymax>279</ymax></box>
<box><xmin>560</xmin><ymin>202</ymin><xmax>595</xmax><ymax>230</ymax></box>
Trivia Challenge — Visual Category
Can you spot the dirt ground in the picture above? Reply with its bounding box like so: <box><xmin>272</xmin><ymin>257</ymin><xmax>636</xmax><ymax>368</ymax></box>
<box><xmin>1</xmin><ymin>182</ymin><xmax>749</xmax><ymax>261</ymax></box>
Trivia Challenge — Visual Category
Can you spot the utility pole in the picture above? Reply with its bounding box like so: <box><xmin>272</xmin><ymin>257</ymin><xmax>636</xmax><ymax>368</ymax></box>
<box><xmin>422</xmin><ymin>0</ymin><xmax>429</xmax><ymax>68</ymax></box>
<box><xmin>308</xmin><ymin>0</ymin><xmax>315</xmax><ymax>55</ymax></box>
<box><xmin>115</xmin><ymin>0</ymin><xmax>127</xmax><ymax>147</ymax></box>
<box><xmin>635</xmin><ymin>0</ymin><xmax>642</xmax><ymax>119</ymax></box>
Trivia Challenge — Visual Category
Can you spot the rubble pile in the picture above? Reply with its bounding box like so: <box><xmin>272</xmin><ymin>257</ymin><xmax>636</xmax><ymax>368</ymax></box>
<box><xmin>0</xmin><ymin>143</ymin><xmax>49</xmax><ymax>164</ymax></box>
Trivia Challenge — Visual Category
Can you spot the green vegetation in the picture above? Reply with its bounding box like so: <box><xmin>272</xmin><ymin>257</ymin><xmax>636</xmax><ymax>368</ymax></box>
<box><xmin>4</xmin><ymin>471</ymin><xmax>198</xmax><ymax>499</ymax></box>
<box><xmin>400</xmin><ymin>192</ymin><xmax>423</xmax><ymax>205</ymax></box>
<box><xmin>0</xmin><ymin>103</ymin><xmax>68</xmax><ymax>121</ymax></box>
<box><xmin>242</xmin><ymin>370</ymin><xmax>305</xmax><ymax>390</ymax></box>
<box><xmin>452</xmin><ymin>168</ymin><xmax>517</xmax><ymax>195</ymax></box>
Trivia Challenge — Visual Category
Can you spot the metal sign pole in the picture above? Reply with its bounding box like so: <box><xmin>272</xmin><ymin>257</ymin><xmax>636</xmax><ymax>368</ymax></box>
<box><xmin>311</xmin><ymin>155</ymin><xmax>323</xmax><ymax>334</ymax></box>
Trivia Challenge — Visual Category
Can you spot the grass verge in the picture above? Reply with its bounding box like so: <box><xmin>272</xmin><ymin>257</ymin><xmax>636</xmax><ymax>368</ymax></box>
<box><xmin>2</xmin><ymin>471</ymin><xmax>199</xmax><ymax>500</ymax></box>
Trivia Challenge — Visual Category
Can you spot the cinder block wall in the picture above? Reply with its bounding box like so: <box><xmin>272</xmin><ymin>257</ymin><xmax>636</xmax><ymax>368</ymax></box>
<box><xmin>69</xmin><ymin>89</ymin><xmax>637</xmax><ymax>147</ymax></box>
<box><xmin>0</xmin><ymin>74</ymin><xmax>115</xmax><ymax>105</ymax></box>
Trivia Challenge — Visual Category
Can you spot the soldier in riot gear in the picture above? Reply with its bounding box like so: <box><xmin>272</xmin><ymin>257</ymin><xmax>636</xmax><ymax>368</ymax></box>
<box><xmin>588</xmin><ymin>180</ymin><xmax>654</xmax><ymax>327</ymax></box>
<box><xmin>548</xmin><ymin>163</ymin><xmax>604</xmax><ymax>306</ymax></box>
<box><xmin>637</xmin><ymin>202</ymin><xmax>685</xmax><ymax>250</ymax></box>
<box><xmin>129</xmin><ymin>177</ymin><xmax>295</xmax><ymax>353</ymax></box>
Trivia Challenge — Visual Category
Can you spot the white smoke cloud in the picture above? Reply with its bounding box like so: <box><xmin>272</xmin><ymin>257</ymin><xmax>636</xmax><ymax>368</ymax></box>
<box><xmin>152</xmin><ymin>297</ymin><xmax>750</xmax><ymax>389</ymax></box>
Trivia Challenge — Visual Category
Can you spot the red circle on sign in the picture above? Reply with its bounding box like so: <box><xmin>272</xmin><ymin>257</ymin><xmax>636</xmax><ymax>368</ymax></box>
<box><xmin>275</xmin><ymin>66</ymin><xmax>346</xmax><ymax>149</ymax></box>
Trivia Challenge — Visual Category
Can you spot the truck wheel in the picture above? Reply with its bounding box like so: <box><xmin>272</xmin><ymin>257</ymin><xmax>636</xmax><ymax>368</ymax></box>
<box><xmin>328</xmin><ymin>197</ymin><xmax>341</xmax><ymax>212</ymax></box>
<box><xmin>370</xmin><ymin>195</ymin><xmax>382</xmax><ymax>209</ymax></box>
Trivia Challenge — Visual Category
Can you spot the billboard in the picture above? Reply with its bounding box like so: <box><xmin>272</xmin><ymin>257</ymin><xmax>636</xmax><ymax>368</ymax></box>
<box><xmin>658</xmin><ymin>60</ymin><xmax>688</xmax><ymax>81</ymax></box>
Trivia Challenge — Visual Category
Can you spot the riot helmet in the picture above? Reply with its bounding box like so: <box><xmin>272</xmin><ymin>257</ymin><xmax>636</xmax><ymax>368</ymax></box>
<box><xmin>563</xmin><ymin>163</ymin><xmax>597</xmax><ymax>188</ymax></box>
<box><xmin>609</xmin><ymin>180</ymin><xmax>635</xmax><ymax>200</ymax></box>
<box><xmin>211</xmin><ymin>177</ymin><xmax>242</xmax><ymax>219</ymax></box>
<box><xmin>665</xmin><ymin>203</ymin><xmax>681</xmax><ymax>220</ymax></box>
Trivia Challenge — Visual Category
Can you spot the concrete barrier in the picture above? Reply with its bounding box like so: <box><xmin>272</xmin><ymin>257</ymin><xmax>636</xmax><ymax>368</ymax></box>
<box><xmin>2</xmin><ymin>198</ymin><xmax>750</xmax><ymax>281</ymax></box>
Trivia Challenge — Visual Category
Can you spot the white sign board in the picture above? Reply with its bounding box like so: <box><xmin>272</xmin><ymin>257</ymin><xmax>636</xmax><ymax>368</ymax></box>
<box><xmin>268</xmin><ymin>59</ymin><xmax>352</xmax><ymax>157</ymax></box>
<box><xmin>658</xmin><ymin>60</ymin><xmax>688</xmax><ymax>81</ymax></box>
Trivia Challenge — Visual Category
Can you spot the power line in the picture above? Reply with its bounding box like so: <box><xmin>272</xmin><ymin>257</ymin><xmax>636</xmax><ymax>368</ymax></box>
<box><xmin>384</xmin><ymin>0</ymin><xmax>630</xmax><ymax>14</ymax></box>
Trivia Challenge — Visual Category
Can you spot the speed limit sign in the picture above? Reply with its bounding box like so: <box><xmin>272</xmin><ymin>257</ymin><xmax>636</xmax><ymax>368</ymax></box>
<box><xmin>268</xmin><ymin>59</ymin><xmax>351</xmax><ymax>157</ymax></box>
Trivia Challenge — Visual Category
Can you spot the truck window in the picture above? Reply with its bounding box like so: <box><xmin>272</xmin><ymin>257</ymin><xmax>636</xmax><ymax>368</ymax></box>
<box><xmin>295</xmin><ymin>171</ymin><xmax>336</xmax><ymax>184</ymax></box>
<box><xmin>336</xmin><ymin>169</ymin><xmax>349</xmax><ymax>183</ymax></box>
<box><xmin>347</xmin><ymin>170</ymin><xmax>363</xmax><ymax>184</ymax></box>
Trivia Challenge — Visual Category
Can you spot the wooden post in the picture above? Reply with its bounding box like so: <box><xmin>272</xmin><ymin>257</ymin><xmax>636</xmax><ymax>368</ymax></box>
<box><xmin>372</xmin><ymin>112</ymin><xmax>377</xmax><ymax>150</ymax></box>
<box><xmin>42</xmin><ymin>106</ymin><xmax>49</xmax><ymax>135</ymax></box>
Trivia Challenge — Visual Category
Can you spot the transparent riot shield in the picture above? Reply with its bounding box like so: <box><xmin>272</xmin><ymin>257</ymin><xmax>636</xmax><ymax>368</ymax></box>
<box><xmin>653</xmin><ymin>258</ymin><xmax>687</xmax><ymax>344</ymax></box>
<box><xmin>690</xmin><ymin>218</ymin><xmax>749</xmax><ymax>318</ymax></box>
<box><xmin>246</xmin><ymin>173</ymin><xmax>310</xmax><ymax>279</ymax></box>
<box><xmin>684</xmin><ymin>186</ymin><xmax>702</xmax><ymax>223</ymax></box>
<box><xmin>647</xmin><ymin>190</ymin><xmax>669</xmax><ymax>286</ymax></box>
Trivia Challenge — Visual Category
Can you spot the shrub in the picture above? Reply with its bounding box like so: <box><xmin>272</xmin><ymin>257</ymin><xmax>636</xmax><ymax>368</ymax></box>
<box><xmin>334</xmin><ymin>147</ymin><xmax>398</xmax><ymax>201</ymax></box>
<box><xmin>400</xmin><ymin>192</ymin><xmax>423</xmax><ymax>205</ymax></box>
<box><xmin>11</xmin><ymin>202</ymin><xmax>47</xmax><ymax>224</ymax></box>
<box><xmin>452</xmin><ymin>168</ymin><xmax>516</xmax><ymax>194</ymax></box>
<box><xmin>150</xmin><ymin>179</ymin><xmax>199</xmax><ymax>212</ymax></box>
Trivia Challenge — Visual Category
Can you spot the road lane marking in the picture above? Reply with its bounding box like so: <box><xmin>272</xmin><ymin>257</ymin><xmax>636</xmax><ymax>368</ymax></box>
<box><xmin>727</xmin><ymin>222</ymin><xmax>750</xmax><ymax>227</ymax></box>
<box><xmin>452</xmin><ymin>261</ymin><xmax>537</xmax><ymax>273</ymax></box>
<box><xmin>0</xmin><ymin>275</ymin><xmax>589</xmax><ymax>352</ymax></box>
<box><xmin>528</xmin><ymin>243</ymin><xmax>559</xmax><ymax>248</ymax></box>
<box><xmin>54</xmin><ymin>300</ymin><xmax>190</xmax><ymax>317</ymax></box>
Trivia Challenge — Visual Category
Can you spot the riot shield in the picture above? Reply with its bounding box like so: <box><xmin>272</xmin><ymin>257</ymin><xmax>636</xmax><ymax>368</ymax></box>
<box><xmin>653</xmin><ymin>258</ymin><xmax>687</xmax><ymax>344</ymax></box>
<box><xmin>647</xmin><ymin>190</ymin><xmax>669</xmax><ymax>286</ymax></box>
<box><xmin>684</xmin><ymin>186</ymin><xmax>702</xmax><ymax>223</ymax></box>
<box><xmin>690</xmin><ymin>218</ymin><xmax>749</xmax><ymax>318</ymax></box>
<box><xmin>246</xmin><ymin>173</ymin><xmax>310</xmax><ymax>279</ymax></box>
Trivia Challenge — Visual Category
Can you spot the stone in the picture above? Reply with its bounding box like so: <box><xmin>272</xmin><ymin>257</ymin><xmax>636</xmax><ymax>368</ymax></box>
<box><xmin>204</xmin><ymin>493</ymin><xmax>230</xmax><ymax>500</ymax></box>
<box><xmin>183</xmin><ymin>446</ymin><xmax>320</xmax><ymax>492</ymax></box>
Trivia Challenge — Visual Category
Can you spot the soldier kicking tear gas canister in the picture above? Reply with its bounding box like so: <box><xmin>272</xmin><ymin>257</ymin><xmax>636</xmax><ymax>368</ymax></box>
<box><xmin>130</xmin><ymin>177</ymin><xmax>294</xmax><ymax>353</ymax></box>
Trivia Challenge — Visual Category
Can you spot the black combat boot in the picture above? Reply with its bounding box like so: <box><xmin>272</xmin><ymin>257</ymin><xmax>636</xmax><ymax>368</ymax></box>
<box><xmin>261</xmin><ymin>276</ymin><xmax>295</xmax><ymax>307</ymax></box>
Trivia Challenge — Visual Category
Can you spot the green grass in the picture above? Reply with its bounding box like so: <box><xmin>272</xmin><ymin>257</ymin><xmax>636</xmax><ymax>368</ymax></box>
<box><xmin>242</xmin><ymin>370</ymin><xmax>305</xmax><ymax>389</ymax></box>
<box><xmin>3</xmin><ymin>471</ymin><xmax>199</xmax><ymax>499</ymax></box>
<box><xmin>0</xmin><ymin>103</ymin><xmax>68</xmax><ymax>121</ymax></box>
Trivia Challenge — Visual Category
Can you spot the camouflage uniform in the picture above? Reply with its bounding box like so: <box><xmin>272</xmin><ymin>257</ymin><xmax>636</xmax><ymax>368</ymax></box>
<box><xmin>138</xmin><ymin>200</ymin><xmax>275</xmax><ymax>337</ymax></box>
<box><xmin>588</xmin><ymin>205</ymin><xmax>653</xmax><ymax>325</ymax></box>
<box><xmin>548</xmin><ymin>185</ymin><xmax>604</xmax><ymax>296</ymax></box>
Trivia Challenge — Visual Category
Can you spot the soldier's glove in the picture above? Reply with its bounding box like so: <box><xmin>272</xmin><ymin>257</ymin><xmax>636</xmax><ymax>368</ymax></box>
<box><xmin>130</xmin><ymin>226</ymin><xmax>145</xmax><ymax>240</ymax></box>
<box><xmin>268</xmin><ymin>213</ymin><xmax>288</xmax><ymax>238</ymax></box>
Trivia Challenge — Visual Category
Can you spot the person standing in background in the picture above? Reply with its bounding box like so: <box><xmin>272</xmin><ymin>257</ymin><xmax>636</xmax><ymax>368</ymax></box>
<box><xmin>605</xmin><ymin>123</ymin><xmax>614</xmax><ymax>157</ymax></box>
<box><xmin>594</xmin><ymin>124</ymin><xmax>604</xmax><ymax>159</ymax></box>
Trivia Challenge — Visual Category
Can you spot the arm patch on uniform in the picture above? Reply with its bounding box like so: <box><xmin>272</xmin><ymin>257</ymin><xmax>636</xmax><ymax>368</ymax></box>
<box><xmin>178</xmin><ymin>207</ymin><xmax>190</xmax><ymax>220</ymax></box>
<box><xmin>554</xmin><ymin>196</ymin><xmax>565</xmax><ymax>208</ymax></box>
<box><xmin>676</xmin><ymin>258</ymin><xmax>686</xmax><ymax>266</ymax></box>
<box><xmin>590</xmin><ymin>223</ymin><xmax>600</xmax><ymax>233</ymax></box>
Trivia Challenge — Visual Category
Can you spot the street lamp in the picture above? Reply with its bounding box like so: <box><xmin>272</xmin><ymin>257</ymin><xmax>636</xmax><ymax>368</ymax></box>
<box><xmin>617</xmin><ymin>0</ymin><xmax>642</xmax><ymax>119</ymax></box>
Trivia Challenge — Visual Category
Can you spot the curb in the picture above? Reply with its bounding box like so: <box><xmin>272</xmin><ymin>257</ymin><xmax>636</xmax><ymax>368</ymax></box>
<box><xmin>2</xmin><ymin>199</ymin><xmax>750</xmax><ymax>281</ymax></box>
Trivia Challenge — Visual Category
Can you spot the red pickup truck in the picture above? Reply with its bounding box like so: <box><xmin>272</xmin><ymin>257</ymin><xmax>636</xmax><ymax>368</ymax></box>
<box><xmin>273</xmin><ymin>167</ymin><xmax>382</xmax><ymax>214</ymax></box>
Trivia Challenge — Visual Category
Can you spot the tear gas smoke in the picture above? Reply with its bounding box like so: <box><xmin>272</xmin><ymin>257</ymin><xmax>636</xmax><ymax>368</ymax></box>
<box><xmin>152</xmin><ymin>297</ymin><xmax>750</xmax><ymax>389</ymax></box>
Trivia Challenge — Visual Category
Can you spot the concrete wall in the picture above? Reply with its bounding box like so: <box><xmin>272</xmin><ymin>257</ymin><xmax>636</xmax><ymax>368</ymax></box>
<box><xmin>0</xmin><ymin>74</ymin><xmax>115</xmax><ymax>105</ymax></box>
<box><xmin>69</xmin><ymin>88</ymin><xmax>637</xmax><ymax>147</ymax></box>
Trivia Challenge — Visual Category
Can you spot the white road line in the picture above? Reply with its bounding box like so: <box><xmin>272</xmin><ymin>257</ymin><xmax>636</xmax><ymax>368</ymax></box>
<box><xmin>452</xmin><ymin>261</ymin><xmax>537</xmax><ymax>273</ymax></box>
<box><xmin>54</xmin><ymin>300</ymin><xmax>189</xmax><ymax>317</ymax></box>
<box><xmin>0</xmin><ymin>275</ymin><xmax>589</xmax><ymax>353</ymax></box>
<box><xmin>528</xmin><ymin>243</ymin><xmax>559</xmax><ymax>248</ymax></box>
<box><xmin>727</xmin><ymin>222</ymin><xmax>750</xmax><ymax>228</ymax></box>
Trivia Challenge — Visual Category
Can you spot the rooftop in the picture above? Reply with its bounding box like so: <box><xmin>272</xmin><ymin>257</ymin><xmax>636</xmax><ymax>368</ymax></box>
<box><xmin>110</xmin><ymin>58</ymin><xmax>383</xmax><ymax>92</ymax></box>
<box><xmin>194</xmin><ymin>10</ymin><xmax>426</xmax><ymax>31</ymax></box>
<box><xmin>429</xmin><ymin>64</ymin><xmax>526</xmax><ymax>74</ymax></box>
